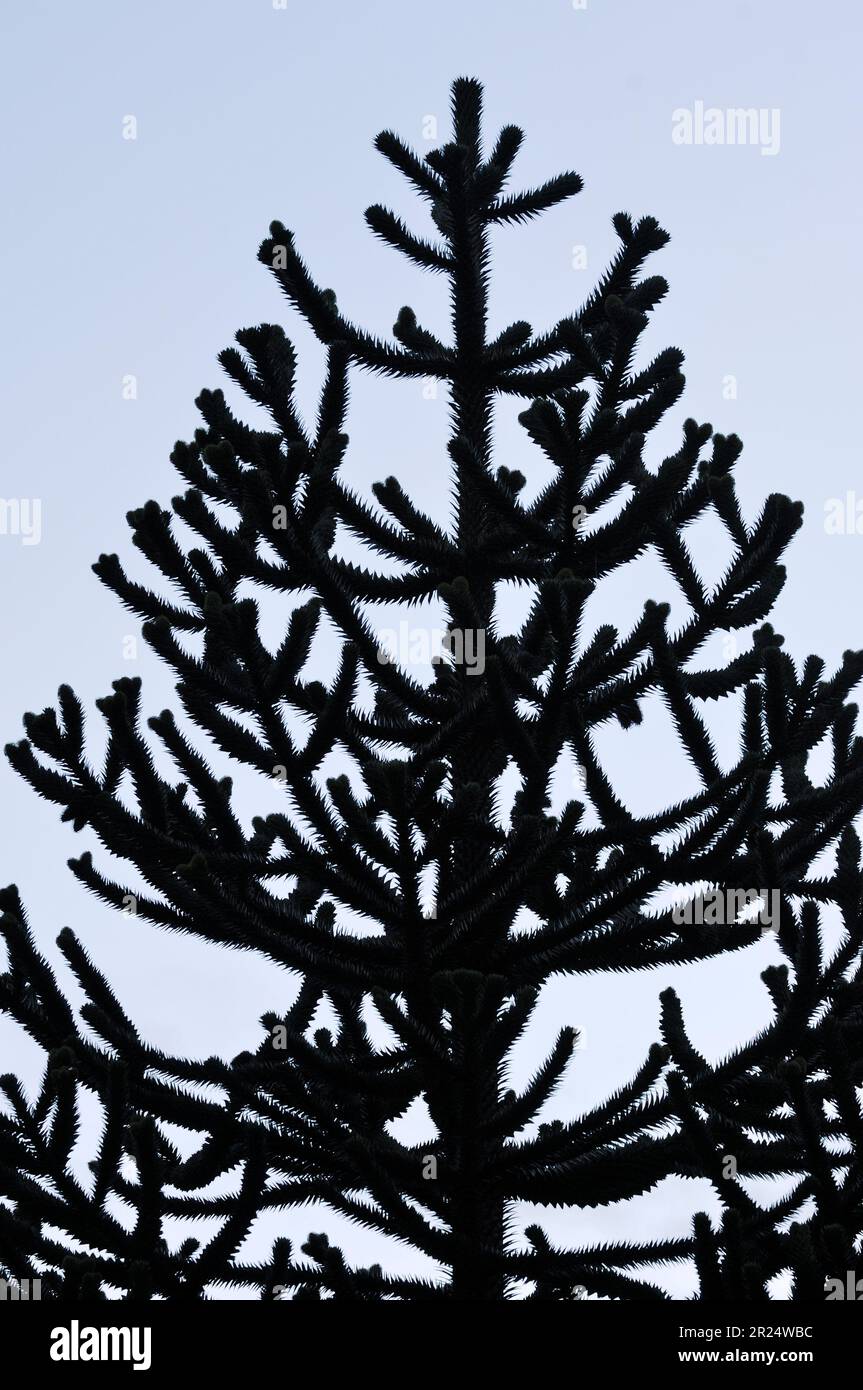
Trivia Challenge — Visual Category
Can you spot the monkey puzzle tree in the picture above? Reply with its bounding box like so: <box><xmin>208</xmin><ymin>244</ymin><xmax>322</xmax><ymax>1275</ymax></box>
<box><xmin>2</xmin><ymin>78</ymin><xmax>862</xmax><ymax>1301</ymax></box>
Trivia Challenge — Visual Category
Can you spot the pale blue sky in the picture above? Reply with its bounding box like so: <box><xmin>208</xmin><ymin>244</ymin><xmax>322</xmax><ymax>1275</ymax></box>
<box><xmin>1</xmin><ymin>0</ymin><xmax>861</xmax><ymax>1294</ymax></box>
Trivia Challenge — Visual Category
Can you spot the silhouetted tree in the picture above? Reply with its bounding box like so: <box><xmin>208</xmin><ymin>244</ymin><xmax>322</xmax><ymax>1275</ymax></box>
<box><xmin>2</xmin><ymin>78</ymin><xmax>862</xmax><ymax>1301</ymax></box>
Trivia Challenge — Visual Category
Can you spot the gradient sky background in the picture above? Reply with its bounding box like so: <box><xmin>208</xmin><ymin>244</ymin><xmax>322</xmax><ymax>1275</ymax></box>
<box><xmin>1</xmin><ymin>0</ymin><xmax>861</xmax><ymax>1295</ymax></box>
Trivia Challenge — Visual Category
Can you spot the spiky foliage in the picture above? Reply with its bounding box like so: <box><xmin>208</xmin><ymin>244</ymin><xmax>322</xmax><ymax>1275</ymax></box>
<box><xmin>2</xmin><ymin>79</ymin><xmax>862</xmax><ymax>1301</ymax></box>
